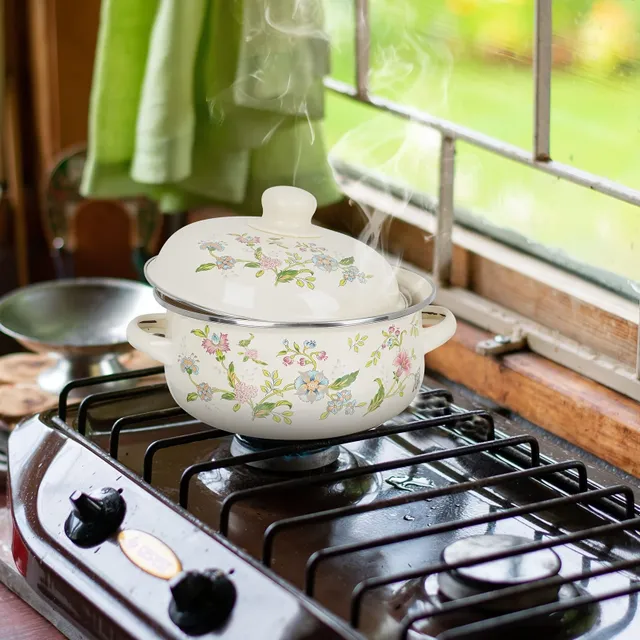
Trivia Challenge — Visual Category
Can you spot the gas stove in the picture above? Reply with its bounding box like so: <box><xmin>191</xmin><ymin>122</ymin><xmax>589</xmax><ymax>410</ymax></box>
<box><xmin>7</xmin><ymin>366</ymin><xmax>640</xmax><ymax>639</ymax></box>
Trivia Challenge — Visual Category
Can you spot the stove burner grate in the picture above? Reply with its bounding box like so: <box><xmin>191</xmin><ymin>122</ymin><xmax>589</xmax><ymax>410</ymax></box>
<box><xmin>52</xmin><ymin>366</ymin><xmax>640</xmax><ymax>640</ymax></box>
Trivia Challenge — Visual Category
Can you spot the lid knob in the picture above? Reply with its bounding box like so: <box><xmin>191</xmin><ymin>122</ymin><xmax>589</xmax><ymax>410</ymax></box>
<box><xmin>249</xmin><ymin>186</ymin><xmax>321</xmax><ymax>238</ymax></box>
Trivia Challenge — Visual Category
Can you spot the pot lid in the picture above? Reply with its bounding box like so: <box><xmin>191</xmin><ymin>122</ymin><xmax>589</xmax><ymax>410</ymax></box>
<box><xmin>145</xmin><ymin>187</ymin><xmax>407</xmax><ymax>322</ymax></box>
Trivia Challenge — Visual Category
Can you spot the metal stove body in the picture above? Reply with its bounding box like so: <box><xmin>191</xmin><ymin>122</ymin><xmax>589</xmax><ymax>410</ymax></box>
<box><xmin>7</xmin><ymin>366</ymin><xmax>640</xmax><ymax>640</ymax></box>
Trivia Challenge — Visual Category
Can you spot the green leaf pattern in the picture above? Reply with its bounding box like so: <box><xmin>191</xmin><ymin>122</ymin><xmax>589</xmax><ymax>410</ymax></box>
<box><xmin>363</xmin><ymin>320</ymin><xmax>419</xmax><ymax>415</ymax></box>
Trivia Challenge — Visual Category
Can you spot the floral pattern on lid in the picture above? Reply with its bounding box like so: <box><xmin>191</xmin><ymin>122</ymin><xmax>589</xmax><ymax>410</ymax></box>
<box><xmin>195</xmin><ymin>233</ymin><xmax>373</xmax><ymax>289</ymax></box>
<box><xmin>145</xmin><ymin>186</ymin><xmax>412</xmax><ymax>322</ymax></box>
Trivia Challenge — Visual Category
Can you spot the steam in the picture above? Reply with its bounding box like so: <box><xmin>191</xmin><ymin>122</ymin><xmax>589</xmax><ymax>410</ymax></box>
<box><xmin>326</xmin><ymin>3</ymin><xmax>455</xmax><ymax>267</ymax></box>
<box><xmin>203</xmin><ymin>0</ymin><xmax>457</xmax><ymax>276</ymax></box>
<box><xmin>263</xmin><ymin>3</ymin><xmax>329</xmax><ymax>40</ymax></box>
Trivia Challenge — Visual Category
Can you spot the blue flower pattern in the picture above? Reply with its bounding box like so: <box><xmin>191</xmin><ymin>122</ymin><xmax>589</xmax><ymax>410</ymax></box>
<box><xmin>294</xmin><ymin>370</ymin><xmax>329</xmax><ymax>403</ymax></box>
<box><xmin>322</xmin><ymin>388</ymin><xmax>364</xmax><ymax>419</ymax></box>
<box><xmin>312</xmin><ymin>254</ymin><xmax>339</xmax><ymax>272</ymax></box>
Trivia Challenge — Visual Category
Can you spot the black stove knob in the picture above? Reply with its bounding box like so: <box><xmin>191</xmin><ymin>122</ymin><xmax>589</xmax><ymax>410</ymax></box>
<box><xmin>64</xmin><ymin>487</ymin><xmax>126</xmax><ymax>548</ymax></box>
<box><xmin>169</xmin><ymin>569</ymin><xmax>236</xmax><ymax>635</ymax></box>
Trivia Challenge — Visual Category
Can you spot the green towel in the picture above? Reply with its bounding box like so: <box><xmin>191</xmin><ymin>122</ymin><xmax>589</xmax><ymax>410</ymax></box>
<box><xmin>81</xmin><ymin>0</ymin><xmax>342</xmax><ymax>214</ymax></box>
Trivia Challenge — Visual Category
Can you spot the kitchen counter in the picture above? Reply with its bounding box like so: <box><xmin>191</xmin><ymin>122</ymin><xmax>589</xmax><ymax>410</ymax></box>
<box><xmin>0</xmin><ymin>581</ymin><xmax>63</xmax><ymax>640</ymax></box>
<box><xmin>0</xmin><ymin>492</ymin><xmax>68</xmax><ymax>639</ymax></box>
<box><xmin>0</xmin><ymin>337</ymin><xmax>62</xmax><ymax>637</ymax></box>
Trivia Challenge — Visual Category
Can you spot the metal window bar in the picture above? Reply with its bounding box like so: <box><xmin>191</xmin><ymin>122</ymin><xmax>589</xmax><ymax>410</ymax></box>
<box><xmin>434</xmin><ymin>136</ymin><xmax>455</xmax><ymax>286</ymax></box>
<box><xmin>330</xmin><ymin>0</ymin><xmax>640</xmax><ymax>376</ymax></box>
<box><xmin>534</xmin><ymin>0</ymin><xmax>552</xmax><ymax>160</ymax></box>
<box><xmin>354</xmin><ymin>0</ymin><xmax>369</xmax><ymax>99</ymax></box>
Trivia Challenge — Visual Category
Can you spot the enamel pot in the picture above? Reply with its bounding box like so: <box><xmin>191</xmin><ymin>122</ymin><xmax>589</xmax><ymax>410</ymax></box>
<box><xmin>127</xmin><ymin>187</ymin><xmax>456</xmax><ymax>440</ymax></box>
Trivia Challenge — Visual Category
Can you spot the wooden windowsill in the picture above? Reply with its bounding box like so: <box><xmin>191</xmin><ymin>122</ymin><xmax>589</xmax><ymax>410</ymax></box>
<box><xmin>426</xmin><ymin>320</ymin><xmax>640</xmax><ymax>478</ymax></box>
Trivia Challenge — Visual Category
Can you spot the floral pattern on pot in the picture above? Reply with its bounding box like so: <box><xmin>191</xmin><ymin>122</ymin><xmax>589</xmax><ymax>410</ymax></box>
<box><xmin>275</xmin><ymin>338</ymin><xmax>367</xmax><ymax>420</ymax></box>
<box><xmin>176</xmin><ymin>313</ymin><xmax>424</xmax><ymax>427</ymax></box>
<box><xmin>179</xmin><ymin>327</ymin><xmax>364</xmax><ymax>424</ymax></box>
<box><xmin>194</xmin><ymin>233</ymin><xmax>373</xmax><ymax>288</ymax></box>
<box><xmin>363</xmin><ymin>314</ymin><xmax>420</xmax><ymax>415</ymax></box>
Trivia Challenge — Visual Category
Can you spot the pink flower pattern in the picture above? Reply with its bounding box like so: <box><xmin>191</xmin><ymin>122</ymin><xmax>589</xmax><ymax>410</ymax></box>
<box><xmin>236</xmin><ymin>235</ymin><xmax>260</xmax><ymax>245</ymax></box>
<box><xmin>392</xmin><ymin>350</ymin><xmax>412</xmax><ymax>378</ymax></box>
<box><xmin>234</xmin><ymin>381</ymin><xmax>258</xmax><ymax>404</ymax></box>
<box><xmin>259</xmin><ymin>255</ymin><xmax>282</xmax><ymax>270</ymax></box>
<box><xmin>202</xmin><ymin>334</ymin><xmax>229</xmax><ymax>355</ymax></box>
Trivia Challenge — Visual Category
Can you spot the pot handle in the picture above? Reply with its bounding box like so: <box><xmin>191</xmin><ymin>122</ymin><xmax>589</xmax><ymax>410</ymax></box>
<box><xmin>126</xmin><ymin>313</ymin><xmax>173</xmax><ymax>365</ymax></box>
<box><xmin>422</xmin><ymin>306</ymin><xmax>457</xmax><ymax>354</ymax></box>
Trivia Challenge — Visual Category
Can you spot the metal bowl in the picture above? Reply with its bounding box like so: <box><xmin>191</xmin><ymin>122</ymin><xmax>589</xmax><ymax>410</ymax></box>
<box><xmin>0</xmin><ymin>278</ymin><xmax>161</xmax><ymax>396</ymax></box>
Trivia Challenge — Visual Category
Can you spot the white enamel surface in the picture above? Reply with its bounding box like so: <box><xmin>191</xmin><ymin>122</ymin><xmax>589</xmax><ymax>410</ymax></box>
<box><xmin>249</xmin><ymin>186</ymin><xmax>321</xmax><ymax>237</ymax></box>
<box><xmin>127</xmin><ymin>306</ymin><xmax>456</xmax><ymax>440</ymax></box>
<box><xmin>146</xmin><ymin>187</ymin><xmax>406</xmax><ymax>322</ymax></box>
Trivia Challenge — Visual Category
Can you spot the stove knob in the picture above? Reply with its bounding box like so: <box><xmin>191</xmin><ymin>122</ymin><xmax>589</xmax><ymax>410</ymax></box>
<box><xmin>169</xmin><ymin>569</ymin><xmax>236</xmax><ymax>635</ymax></box>
<box><xmin>64</xmin><ymin>487</ymin><xmax>126</xmax><ymax>548</ymax></box>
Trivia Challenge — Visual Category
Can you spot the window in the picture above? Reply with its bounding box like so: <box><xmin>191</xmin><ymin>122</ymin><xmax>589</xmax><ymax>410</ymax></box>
<box><xmin>323</xmin><ymin>0</ymin><xmax>640</xmax><ymax>295</ymax></box>
<box><xmin>321</xmin><ymin>0</ymin><xmax>640</xmax><ymax>400</ymax></box>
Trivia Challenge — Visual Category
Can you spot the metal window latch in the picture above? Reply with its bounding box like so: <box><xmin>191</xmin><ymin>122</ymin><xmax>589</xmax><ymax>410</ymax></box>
<box><xmin>476</xmin><ymin>330</ymin><xmax>528</xmax><ymax>356</ymax></box>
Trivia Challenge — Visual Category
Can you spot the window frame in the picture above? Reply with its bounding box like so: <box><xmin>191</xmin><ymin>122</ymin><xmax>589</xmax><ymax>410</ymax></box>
<box><xmin>325</xmin><ymin>0</ymin><xmax>640</xmax><ymax>399</ymax></box>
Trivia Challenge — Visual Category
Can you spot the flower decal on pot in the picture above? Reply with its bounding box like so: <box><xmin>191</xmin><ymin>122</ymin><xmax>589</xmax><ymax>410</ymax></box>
<box><xmin>179</xmin><ymin>328</ymin><xmax>366</xmax><ymax>425</ymax></box>
<box><xmin>363</xmin><ymin>315</ymin><xmax>420</xmax><ymax>415</ymax></box>
<box><xmin>194</xmin><ymin>234</ymin><xmax>373</xmax><ymax>288</ymax></box>
<box><xmin>195</xmin><ymin>382</ymin><xmax>214</xmax><ymax>402</ymax></box>
<box><xmin>179</xmin><ymin>354</ymin><xmax>200</xmax><ymax>375</ymax></box>
<box><xmin>180</xmin><ymin>327</ymin><xmax>296</xmax><ymax>423</ymax></box>
<box><xmin>294</xmin><ymin>370</ymin><xmax>329</xmax><ymax>403</ymax></box>
<box><xmin>321</xmin><ymin>388</ymin><xmax>366</xmax><ymax>420</ymax></box>
<box><xmin>201</xmin><ymin>332</ymin><xmax>230</xmax><ymax>356</ymax></box>
<box><xmin>199</xmin><ymin>241</ymin><xmax>227</xmax><ymax>252</ymax></box>
<box><xmin>237</xmin><ymin>334</ymin><xmax>268</xmax><ymax>365</ymax></box>
<box><xmin>175</xmin><ymin>313</ymin><xmax>425</xmax><ymax>428</ymax></box>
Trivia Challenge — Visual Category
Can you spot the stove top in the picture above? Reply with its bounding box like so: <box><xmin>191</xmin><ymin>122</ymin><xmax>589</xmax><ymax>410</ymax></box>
<box><xmin>7</xmin><ymin>366</ymin><xmax>640</xmax><ymax>639</ymax></box>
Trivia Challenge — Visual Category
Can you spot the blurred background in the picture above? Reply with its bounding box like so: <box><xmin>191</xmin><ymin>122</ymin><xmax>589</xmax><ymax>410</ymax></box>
<box><xmin>324</xmin><ymin>0</ymin><xmax>640</xmax><ymax>288</ymax></box>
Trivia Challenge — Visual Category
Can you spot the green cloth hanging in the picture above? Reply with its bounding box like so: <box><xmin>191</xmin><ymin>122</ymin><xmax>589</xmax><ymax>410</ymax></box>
<box><xmin>80</xmin><ymin>0</ymin><xmax>342</xmax><ymax>214</ymax></box>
